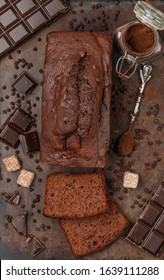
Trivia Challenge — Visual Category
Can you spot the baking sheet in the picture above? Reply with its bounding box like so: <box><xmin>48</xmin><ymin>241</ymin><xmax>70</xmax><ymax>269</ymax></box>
<box><xmin>0</xmin><ymin>0</ymin><xmax>164</xmax><ymax>260</ymax></box>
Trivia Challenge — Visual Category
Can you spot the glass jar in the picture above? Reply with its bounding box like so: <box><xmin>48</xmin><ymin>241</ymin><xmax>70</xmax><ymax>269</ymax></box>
<box><xmin>115</xmin><ymin>1</ymin><xmax>164</xmax><ymax>78</ymax></box>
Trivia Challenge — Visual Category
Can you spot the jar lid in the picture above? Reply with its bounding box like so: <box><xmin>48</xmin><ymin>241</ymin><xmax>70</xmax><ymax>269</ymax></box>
<box><xmin>134</xmin><ymin>1</ymin><xmax>164</xmax><ymax>30</ymax></box>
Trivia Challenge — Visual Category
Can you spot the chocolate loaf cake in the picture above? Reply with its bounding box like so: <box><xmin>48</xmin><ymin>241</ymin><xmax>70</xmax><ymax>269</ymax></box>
<box><xmin>43</xmin><ymin>172</ymin><xmax>109</xmax><ymax>218</ymax></box>
<box><xmin>60</xmin><ymin>197</ymin><xmax>129</xmax><ymax>257</ymax></box>
<box><xmin>40</xmin><ymin>32</ymin><xmax>112</xmax><ymax>168</ymax></box>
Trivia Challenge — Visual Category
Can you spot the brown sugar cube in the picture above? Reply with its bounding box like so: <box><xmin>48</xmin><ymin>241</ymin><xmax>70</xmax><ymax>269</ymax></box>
<box><xmin>3</xmin><ymin>155</ymin><xmax>21</xmax><ymax>172</ymax></box>
<box><xmin>17</xmin><ymin>169</ymin><xmax>35</xmax><ymax>188</ymax></box>
<box><xmin>123</xmin><ymin>171</ymin><xmax>139</xmax><ymax>189</ymax></box>
<box><xmin>60</xmin><ymin>196</ymin><xmax>129</xmax><ymax>257</ymax></box>
<box><xmin>43</xmin><ymin>172</ymin><xmax>109</xmax><ymax>218</ymax></box>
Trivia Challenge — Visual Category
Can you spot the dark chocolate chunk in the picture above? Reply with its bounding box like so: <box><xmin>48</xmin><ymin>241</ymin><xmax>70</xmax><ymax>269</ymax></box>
<box><xmin>126</xmin><ymin>182</ymin><xmax>164</xmax><ymax>256</ymax></box>
<box><xmin>12</xmin><ymin>72</ymin><xmax>37</xmax><ymax>94</ymax></box>
<box><xmin>12</xmin><ymin>211</ymin><xmax>28</xmax><ymax>236</ymax></box>
<box><xmin>9</xmin><ymin>108</ymin><xmax>35</xmax><ymax>133</ymax></box>
<box><xmin>20</xmin><ymin>131</ymin><xmax>39</xmax><ymax>153</ymax></box>
<box><xmin>0</xmin><ymin>124</ymin><xmax>20</xmax><ymax>147</ymax></box>
<box><xmin>0</xmin><ymin>0</ymin><xmax>70</xmax><ymax>59</ymax></box>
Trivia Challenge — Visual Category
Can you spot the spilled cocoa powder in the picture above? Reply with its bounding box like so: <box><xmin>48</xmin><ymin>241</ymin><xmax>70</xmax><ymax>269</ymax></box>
<box><xmin>118</xmin><ymin>129</ymin><xmax>135</xmax><ymax>157</ymax></box>
<box><xmin>125</xmin><ymin>23</ymin><xmax>155</xmax><ymax>54</ymax></box>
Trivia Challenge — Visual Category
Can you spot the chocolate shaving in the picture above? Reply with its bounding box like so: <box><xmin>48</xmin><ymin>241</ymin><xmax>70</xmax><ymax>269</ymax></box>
<box><xmin>32</xmin><ymin>237</ymin><xmax>45</xmax><ymax>257</ymax></box>
<box><xmin>2</xmin><ymin>192</ymin><xmax>21</xmax><ymax>206</ymax></box>
<box><xmin>12</xmin><ymin>211</ymin><xmax>28</xmax><ymax>236</ymax></box>
<box><xmin>26</xmin><ymin>236</ymin><xmax>45</xmax><ymax>257</ymax></box>
<box><xmin>10</xmin><ymin>194</ymin><xmax>21</xmax><ymax>205</ymax></box>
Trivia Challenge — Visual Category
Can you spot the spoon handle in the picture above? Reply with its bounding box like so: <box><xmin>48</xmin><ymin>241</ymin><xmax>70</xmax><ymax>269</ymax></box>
<box><xmin>130</xmin><ymin>64</ymin><xmax>152</xmax><ymax>125</ymax></box>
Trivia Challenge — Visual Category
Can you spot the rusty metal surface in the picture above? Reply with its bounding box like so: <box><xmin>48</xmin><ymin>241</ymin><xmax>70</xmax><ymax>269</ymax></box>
<box><xmin>0</xmin><ymin>0</ymin><xmax>164</xmax><ymax>260</ymax></box>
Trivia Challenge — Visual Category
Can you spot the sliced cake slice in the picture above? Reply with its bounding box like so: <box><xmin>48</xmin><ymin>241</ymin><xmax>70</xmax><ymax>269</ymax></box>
<box><xmin>43</xmin><ymin>172</ymin><xmax>109</xmax><ymax>219</ymax></box>
<box><xmin>60</xmin><ymin>197</ymin><xmax>129</xmax><ymax>257</ymax></box>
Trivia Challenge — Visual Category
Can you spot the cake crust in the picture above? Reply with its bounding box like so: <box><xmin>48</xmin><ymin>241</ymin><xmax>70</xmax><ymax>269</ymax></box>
<box><xmin>40</xmin><ymin>32</ymin><xmax>112</xmax><ymax>168</ymax></box>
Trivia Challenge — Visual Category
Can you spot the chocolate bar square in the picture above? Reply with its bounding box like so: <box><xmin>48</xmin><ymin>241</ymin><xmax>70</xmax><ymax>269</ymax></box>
<box><xmin>142</xmin><ymin>232</ymin><xmax>164</xmax><ymax>256</ymax></box>
<box><xmin>139</xmin><ymin>204</ymin><xmax>162</xmax><ymax>227</ymax></box>
<box><xmin>43</xmin><ymin>0</ymin><xmax>67</xmax><ymax>18</ymax></box>
<box><xmin>14</xmin><ymin>0</ymin><xmax>37</xmax><ymax>16</ymax></box>
<box><xmin>127</xmin><ymin>222</ymin><xmax>150</xmax><ymax>246</ymax></box>
<box><xmin>0</xmin><ymin>0</ymin><xmax>8</xmax><ymax>10</ymax></box>
<box><xmin>8</xmin><ymin>23</ymin><xmax>29</xmax><ymax>44</ymax></box>
<box><xmin>26</xmin><ymin>9</ymin><xmax>48</xmax><ymax>31</ymax></box>
<box><xmin>0</xmin><ymin>7</ymin><xmax>19</xmax><ymax>30</ymax></box>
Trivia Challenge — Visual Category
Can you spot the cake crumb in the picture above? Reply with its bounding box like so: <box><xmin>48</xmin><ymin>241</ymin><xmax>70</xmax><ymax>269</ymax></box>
<box><xmin>17</xmin><ymin>169</ymin><xmax>35</xmax><ymax>188</ymax></box>
<box><xmin>3</xmin><ymin>155</ymin><xmax>21</xmax><ymax>172</ymax></box>
<box><xmin>123</xmin><ymin>171</ymin><xmax>139</xmax><ymax>189</ymax></box>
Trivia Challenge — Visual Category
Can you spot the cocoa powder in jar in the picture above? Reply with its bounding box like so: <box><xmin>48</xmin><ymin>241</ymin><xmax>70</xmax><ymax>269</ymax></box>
<box><xmin>125</xmin><ymin>23</ymin><xmax>155</xmax><ymax>54</ymax></box>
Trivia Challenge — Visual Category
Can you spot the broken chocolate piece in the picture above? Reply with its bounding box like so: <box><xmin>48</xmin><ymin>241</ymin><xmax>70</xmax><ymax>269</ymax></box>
<box><xmin>20</xmin><ymin>131</ymin><xmax>39</xmax><ymax>153</ymax></box>
<box><xmin>0</xmin><ymin>108</ymin><xmax>35</xmax><ymax>148</ymax></box>
<box><xmin>9</xmin><ymin>108</ymin><xmax>35</xmax><ymax>133</ymax></box>
<box><xmin>12</xmin><ymin>211</ymin><xmax>28</xmax><ymax>236</ymax></box>
<box><xmin>0</xmin><ymin>124</ymin><xmax>20</xmax><ymax>148</ymax></box>
<box><xmin>12</xmin><ymin>72</ymin><xmax>38</xmax><ymax>94</ymax></box>
<box><xmin>126</xmin><ymin>180</ymin><xmax>164</xmax><ymax>256</ymax></box>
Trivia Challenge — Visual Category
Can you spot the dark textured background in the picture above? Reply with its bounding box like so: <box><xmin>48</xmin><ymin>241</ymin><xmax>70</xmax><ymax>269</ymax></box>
<box><xmin>0</xmin><ymin>0</ymin><xmax>164</xmax><ymax>260</ymax></box>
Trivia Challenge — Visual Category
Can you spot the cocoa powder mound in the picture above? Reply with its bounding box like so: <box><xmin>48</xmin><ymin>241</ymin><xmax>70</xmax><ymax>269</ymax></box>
<box><xmin>125</xmin><ymin>23</ymin><xmax>155</xmax><ymax>54</ymax></box>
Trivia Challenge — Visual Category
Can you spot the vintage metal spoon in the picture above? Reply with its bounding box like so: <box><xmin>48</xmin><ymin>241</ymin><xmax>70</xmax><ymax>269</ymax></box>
<box><xmin>118</xmin><ymin>64</ymin><xmax>153</xmax><ymax>157</ymax></box>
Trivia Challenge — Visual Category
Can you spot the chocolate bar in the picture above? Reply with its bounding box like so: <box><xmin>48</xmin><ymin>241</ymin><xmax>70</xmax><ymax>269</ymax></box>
<box><xmin>126</xmin><ymin>180</ymin><xmax>164</xmax><ymax>256</ymax></box>
<box><xmin>20</xmin><ymin>131</ymin><xmax>39</xmax><ymax>153</ymax></box>
<box><xmin>12</xmin><ymin>72</ymin><xmax>37</xmax><ymax>94</ymax></box>
<box><xmin>0</xmin><ymin>0</ymin><xmax>70</xmax><ymax>59</ymax></box>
